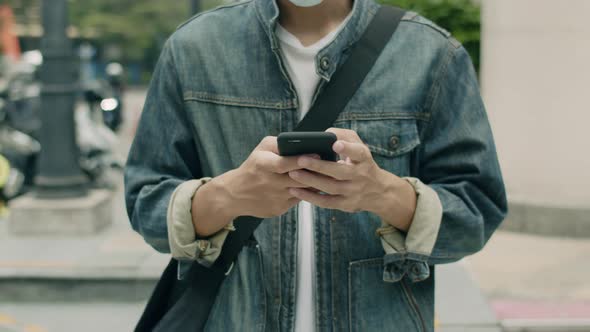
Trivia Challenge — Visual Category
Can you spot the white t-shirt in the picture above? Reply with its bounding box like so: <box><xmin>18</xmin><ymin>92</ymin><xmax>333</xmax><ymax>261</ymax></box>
<box><xmin>275</xmin><ymin>12</ymin><xmax>352</xmax><ymax>332</ymax></box>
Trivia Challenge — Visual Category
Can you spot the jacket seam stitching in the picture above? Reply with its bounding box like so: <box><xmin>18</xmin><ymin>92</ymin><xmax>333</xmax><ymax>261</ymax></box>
<box><xmin>335</xmin><ymin>112</ymin><xmax>430</xmax><ymax>121</ymax></box>
<box><xmin>175</xmin><ymin>0</ymin><xmax>253</xmax><ymax>32</ymax></box>
<box><xmin>424</xmin><ymin>44</ymin><xmax>457</xmax><ymax>118</ymax></box>
<box><xmin>253</xmin><ymin>0</ymin><xmax>272</xmax><ymax>46</ymax></box>
<box><xmin>419</xmin><ymin>44</ymin><xmax>458</xmax><ymax>145</ymax></box>
<box><xmin>348</xmin><ymin>262</ymin><xmax>353</xmax><ymax>332</ymax></box>
<box><xmin>166</xmin><ymin>38</ymin><xmax>182</xmax><ymax>103</ymax></box>
<box><xmin>168</xmin><ymin>39</ymin><xmax>205</xmax><ymax>161</ymax></box>
<box><xmin>183</xmin><ymin>92</ymin><xmax>294</xmax><ymax>110</ymax></box>
<box><xmin>401</xmin><ymin>17</ymin><xmax>452</xmax><ymax>39</ymax></box>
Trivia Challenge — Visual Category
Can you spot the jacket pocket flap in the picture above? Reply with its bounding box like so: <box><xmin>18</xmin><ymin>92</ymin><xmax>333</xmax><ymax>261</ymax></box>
<box><xmin>354</xmin><ymin>119</ymin><xmax>420</xmax><ymax>158</ymax></box>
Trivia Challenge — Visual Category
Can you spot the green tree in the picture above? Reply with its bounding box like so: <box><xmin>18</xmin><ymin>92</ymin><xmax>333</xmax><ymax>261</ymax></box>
<box><xmin>69</xmin><ymin>0</ymin><xmax>188</xmax><ymax>62</ymax></box>
<box><xmin>379</xmin><ymin>0</ymin><xmax>481</xmax><ymax>70</ymax></box>
<box><xmin>67</xmin><ymin>0</ymin><xmax>224</xmax><ymax>82</ymax></box>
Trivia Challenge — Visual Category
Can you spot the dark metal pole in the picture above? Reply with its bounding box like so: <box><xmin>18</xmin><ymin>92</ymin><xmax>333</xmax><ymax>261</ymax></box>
<box><xmin>36</xmin><ymin>0</ymin><xmax>88</xmax><ymax>198</ymax></box>
<box><xmin>191</xmin><ymin>0</ymin><xmax>201</xmax><ymax>14</ymax></box>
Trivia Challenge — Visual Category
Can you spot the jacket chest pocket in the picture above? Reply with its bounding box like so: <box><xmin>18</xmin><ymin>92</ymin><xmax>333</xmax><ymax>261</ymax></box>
<box><xmin>343</xmin><ymin>117</ymin><xmax>420</xmax><ymax>178</ymax></box>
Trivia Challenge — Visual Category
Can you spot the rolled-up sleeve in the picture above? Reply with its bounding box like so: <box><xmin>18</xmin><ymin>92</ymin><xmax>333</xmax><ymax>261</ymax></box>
<box><xmin>376</xmin><ymin>42</ymin><xmax>508</xmax><ymax>284</ymax></box>
<box><xmin>124</xmin><ymin>36</ymin><xmax>196</xmax><ymax>254</ymax></box>
<box><xmin>376</xmin><ymin>177</ymin><xmax>443</xmax><ymax>283</ymax></box>
<box><xmin>167</xmin><ymin>177</ymin><xmax>235</xmax><ymax>267</ymax></box>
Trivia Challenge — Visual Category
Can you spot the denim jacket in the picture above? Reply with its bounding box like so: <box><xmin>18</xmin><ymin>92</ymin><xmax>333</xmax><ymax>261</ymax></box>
<box><xmin>124</xmin><ymin>0</ymin><xmax>508</xmax><ymax>331</ymax></box>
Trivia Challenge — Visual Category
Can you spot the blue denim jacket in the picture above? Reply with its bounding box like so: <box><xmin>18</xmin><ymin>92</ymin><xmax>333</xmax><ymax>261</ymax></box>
<box><xmin>124</xmin><ymin>0</ymin><xmax>508</xmax><ymax>330</ymax></box>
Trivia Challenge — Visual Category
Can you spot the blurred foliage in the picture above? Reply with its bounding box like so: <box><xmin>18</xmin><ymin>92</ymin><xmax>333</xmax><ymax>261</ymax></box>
<box><xmin>379</xmin><ymin>0</ymin><xmax>481</xmax><ymax>70</ymax></box>
<box><xmin>68</xmin><ymin>0</ymin><xmax>224</xmax><ymax>64</ymax></box>
<box><xmin>0</xmin><ymin>0</ymin><xmax>35</xmax><ymax>19</ymax></box>
<box><xmin>68</xmin><ymin>0</ymin><xmax>186</xmax><ymax>62</ymax></box>
<box><xmin>2</xmin><ymin>0</ymin><xmax>224</xmax><ymax>82</ymax></box>
<box><xmin>3</xmin><ymin>0</ymin><xmax>481</xmax><ymax>80</ymax></box>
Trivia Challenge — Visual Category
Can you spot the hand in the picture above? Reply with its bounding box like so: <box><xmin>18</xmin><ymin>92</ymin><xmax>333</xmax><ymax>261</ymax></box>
<box><xmin>286</xmin><ymin>128</ymin><xmax>391</xmax><ymax>213</ymax></box>
<box><xmin>223</xmin><ymin>136</ymin><xmax>320</xmax><ymax>219</ymax></box>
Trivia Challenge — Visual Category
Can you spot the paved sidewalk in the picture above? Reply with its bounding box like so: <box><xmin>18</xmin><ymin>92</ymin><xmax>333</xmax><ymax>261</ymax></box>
<box><xmin>0</xmin><ymin>177</ymin><xmax>169</xmax><ymax>302</ymax></box>
<box><xmin>0</xmin><ymin>87</ymin><xmax>167</xmax><ymax>302</ymax></box>
<box><xmin>1</xmin><ymin>88</ymin><xmax>587</xmax><ymax>331</ymax></box>
<box><xmin>465</xmin><ymin>230</ymin><xmax>590</xmax><ymax>322</ymax></box>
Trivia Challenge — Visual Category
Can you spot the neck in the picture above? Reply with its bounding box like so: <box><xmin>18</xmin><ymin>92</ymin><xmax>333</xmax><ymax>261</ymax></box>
<box><xmin>277</xmin><ymin>0</ymin><xmax>353</xmax><ymax>46</ymax></box>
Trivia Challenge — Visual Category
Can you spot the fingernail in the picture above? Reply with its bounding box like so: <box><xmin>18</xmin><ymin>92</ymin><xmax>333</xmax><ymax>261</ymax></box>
<box><xmin>334</xmin><ymin>141</ymin><xmax>344</xmax><ymax>152</ymax></box>
<box><xmin>311</xmin><ymin>154</ymin><xmax>321</xmax><ymax>159</ymax></box>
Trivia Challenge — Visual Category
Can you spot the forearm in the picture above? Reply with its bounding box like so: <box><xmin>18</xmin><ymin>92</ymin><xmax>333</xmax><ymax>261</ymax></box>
<box><xmin>367</xmin><ymin>168</ymin><xmax>417</xmax><ymax>233</ymax></box>
<box><xmin>191</xmin><ymin>169</ymin><xmax>239</xmax><ymax>237</ymax></box>
<box><xmin>370</xmin><ymin>174</ymin><xmax>443</xmax><ymax>283</ymax></box>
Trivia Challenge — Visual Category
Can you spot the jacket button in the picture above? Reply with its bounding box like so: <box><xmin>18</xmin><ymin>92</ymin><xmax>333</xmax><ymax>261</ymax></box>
<box><xmin>388</xmin><ymin>135</ymin><xmax>400</xmax><ymax>149</ymax></box>
<box><xmin>320</xmin><ymin>57</ymin><xmax>330</xmax><ymax>71</ymax></box>
<box><xmin>411</xmin><ymin>264</ymin><xmax>421</xmax><ymax>275</ymax></box>
<box><xmin>197</xmin><ymin>240</ymin><xmax>209</xmax><ymax>252</ymax></box>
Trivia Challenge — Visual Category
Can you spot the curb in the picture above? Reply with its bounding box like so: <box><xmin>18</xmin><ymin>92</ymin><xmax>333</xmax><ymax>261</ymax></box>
<box><xmin>499</xmin><ymin>201</ymin><xmax>590</xmax><ymax>238</ymax></box>
<box><xmin>0</xmin><ymin>277</ymin><xmax>157</xmax><ymax>302</ymax></box>
<box><xmin>492</xmin><ymin>297</ymin><xmax>590</xmax><ymax>332</ymax></box>
<box><xmin>502</xmin><ymin>319</ymin><xmax>590</xmax><ymax>332</ymax></box>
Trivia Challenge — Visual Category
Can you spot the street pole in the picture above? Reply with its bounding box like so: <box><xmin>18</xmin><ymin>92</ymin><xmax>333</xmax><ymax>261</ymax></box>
<box><xmin>191</xmin><ymin>0</ymin><xmax>201</xmax><ymax>15</ymax></box>
<box><xmin>36</xmin><ymin>0</ymin><xmax>88</xmax><ymax>198</ymax></box>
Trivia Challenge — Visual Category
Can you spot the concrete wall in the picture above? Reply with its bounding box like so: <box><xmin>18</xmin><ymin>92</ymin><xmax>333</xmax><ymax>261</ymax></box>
<box><xmin>481</xmin><ymin>0</ymin><xmax>590</xmax><ymax>209</ymax></box>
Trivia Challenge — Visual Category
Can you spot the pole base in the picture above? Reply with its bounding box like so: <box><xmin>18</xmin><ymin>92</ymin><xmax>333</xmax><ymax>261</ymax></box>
<box><xmin>7</xmin><ymin>189</ymin><xmax>113</xmax><ymax>236</ymax></box>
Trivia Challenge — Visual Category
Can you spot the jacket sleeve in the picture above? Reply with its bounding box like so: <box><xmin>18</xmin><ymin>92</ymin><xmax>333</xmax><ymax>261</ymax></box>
<box><xmin>377</xmin><ymin>176</ymin><xmax>443</xmax><ymax>283</ymax></box>
<box><xmin>167</xmin><ymin>178</ymin><xmax>235</xmax><ymax>267</ymax></box>
<box><xmin>124</xmin><ymin>37</ymin><xmax>232</xmax><ymax>264</ymax></box>
<box><xmin>377</xmin><ymin>44</ymin><xmax>508</xmax><ymax>283</ymax></box>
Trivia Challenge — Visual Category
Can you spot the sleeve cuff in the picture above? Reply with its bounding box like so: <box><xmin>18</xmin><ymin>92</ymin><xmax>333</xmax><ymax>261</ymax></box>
<box><xmin>376</xmin><ymin>176</ymin><xmax>443</xmax><ymax>283</ymax></box>
<box><xmin>166</xmin><ymin>177</ymin><xmax>235</xmax><ymax>277</ymax></box>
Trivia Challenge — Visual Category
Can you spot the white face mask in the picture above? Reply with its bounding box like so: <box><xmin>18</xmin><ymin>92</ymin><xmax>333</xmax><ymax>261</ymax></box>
<box><xmin>287</xmin><ymin>0</ymin><xmax>324</xmax><ymax>7</ymax></box>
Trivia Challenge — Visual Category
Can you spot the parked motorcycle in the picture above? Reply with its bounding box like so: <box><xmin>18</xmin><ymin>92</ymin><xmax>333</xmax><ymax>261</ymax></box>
<box><xmin>0</xmin><ymin>51</ymin><xmax>42</xmax><ymax>140</ymax></box>
<box><xmin>83</xmin><ymin>62</ymin><xmax>125</xmax><ymax>132</ymax></box>
<box><xmin>0</xmin><ymin>92</ymin><xmax>39</xmax><ymax>199</ymax></box>
<box><xmin>0</xmin><ymin>153</ymin><xmax>25</xmax><ymax>216</ymax></box>
<box><xmin>103</xmin><ymin>62</ymin><xmax>125</xmax><ymax>132</ymax></box>
<box><xmin>76</xmin><ymin>103</ymin><xmax>125</xmax><ymax>190</ymax></box>
<box><xmin>0</xmin><ymin>51</ymin><xmax>124</xmax><ymax>195</ymax></box>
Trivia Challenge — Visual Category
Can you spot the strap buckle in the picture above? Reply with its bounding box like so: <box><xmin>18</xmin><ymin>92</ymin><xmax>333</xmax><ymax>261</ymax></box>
<box><xmin>224</xmin><ymin>262</ymin><xmax>234</xmax><ymax>276</ymax></box>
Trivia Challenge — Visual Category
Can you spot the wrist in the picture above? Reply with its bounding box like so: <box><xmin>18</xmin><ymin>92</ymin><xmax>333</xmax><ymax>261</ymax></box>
<box><xmin>365</xmin><ymin>168</ymin><xmax>394</xmax><ymax>215</ymax></box>
<box><xmin>211</xmin><ymin>169</ymin><xmax>242</xmax><ymax>220</ymax></box>
<box><xmin>191</xmin><ymin>171</ymin><xmax>239</xmax><ymax>237</ymax></box>
<box><xmin>367</xmin><ymin>169</ymin><xmax>417</xmax><ymax>232</ymax></box>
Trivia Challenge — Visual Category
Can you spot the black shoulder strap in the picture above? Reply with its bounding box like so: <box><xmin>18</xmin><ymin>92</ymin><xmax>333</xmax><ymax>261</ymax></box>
<box><xmin>212</xmin><ymin>5</ymin><xmax>406</xmax><ymax>275</ymax></box>
<box><xmin>294</xmin><ymin>5</ymin><xmax>406</xmax><ymax>132</ymax></box>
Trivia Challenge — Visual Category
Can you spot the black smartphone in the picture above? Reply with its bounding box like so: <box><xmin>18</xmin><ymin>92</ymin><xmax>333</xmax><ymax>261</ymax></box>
<box><xmin>277</xmin><ymin>132</ymin><xmax>338</xmax><ymax>162</ymax></box>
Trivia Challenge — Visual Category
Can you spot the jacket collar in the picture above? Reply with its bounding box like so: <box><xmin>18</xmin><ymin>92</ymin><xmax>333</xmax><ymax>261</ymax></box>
<box><xmin>254</xmin><ymin>0</ymin><xmax>381</xmax><ymax>81</ymax></box>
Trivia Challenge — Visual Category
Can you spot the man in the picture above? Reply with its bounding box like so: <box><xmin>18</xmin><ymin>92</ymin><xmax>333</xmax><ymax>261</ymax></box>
<box><xmin>124</xmin><ymin>0</ymin><xmax>508</xmax><ymax>330</ymax></box>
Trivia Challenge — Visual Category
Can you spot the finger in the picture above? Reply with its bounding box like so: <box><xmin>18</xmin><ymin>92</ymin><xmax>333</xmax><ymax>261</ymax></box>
<box><xmin>276</xmin><ymin>173</ymin><xmax>315</xmax><ymax>189</ymax></box>
<box><xmin>274</xmin><ymin>153</ymin><xmax>321</xmax><ymax>174</ymax></box>
<box><xmin>288</xmin><ymin>187</ymin><xmax>343</xmax><ymax>209</ymax></box>
<box><xmin>275</xmin><ymin>155</ymin><xmax>302</xmax><ymax>174</ymax></box>
<box><xmin>259</xmin><ymin>153</ymin><xmax>299</xmax><ymax>174</ymax></box>
<box><xmin>337</xmin><ymin>157</ymin><xmax>353</xmax><ymax>165</ymax></box>
<box><xmin>257</xmin><ymin>135</ymin><xmax>279</xmax><ymax>154</ymax></box>
<box><xmin>326</xmin><ymin>127</ymin><xmax>363</xmax><ymax>143</ymax></box>
<box><xmin>288</xmin><ymin>169</ymin><xmax>352</xmax><ymax>195</ymax></box>
<box><xmin>332</xmin><ymin>140</ymin><xmax>371</xmax><ymax>163</ymax></box>
<box><xmin>326</xmin><ymin>128</ymin><xmax>364</xmax><ymax>161</ymax></box>
<box><xmin>297</xmin><ymin>155</ymin><xmax>355</xmax><ymax>180</ymax></box>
